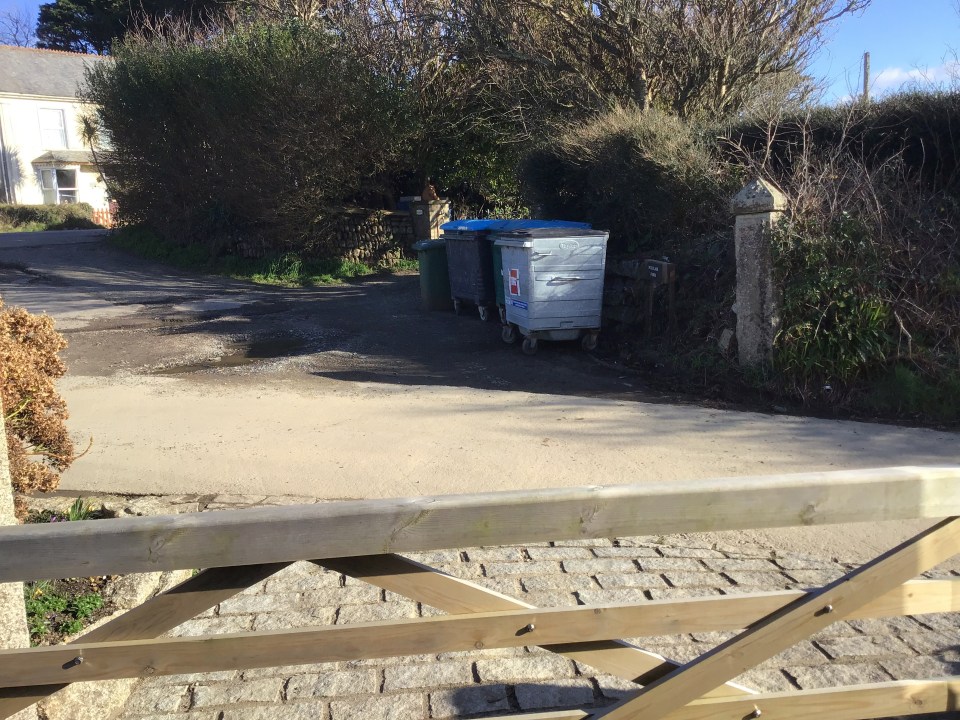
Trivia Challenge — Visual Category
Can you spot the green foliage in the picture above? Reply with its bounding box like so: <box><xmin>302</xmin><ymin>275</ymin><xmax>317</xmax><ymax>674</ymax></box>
<box><xmin>0</xmin><ymin>203</ymin><xmax>101</xmax><ymax>232</ymax></box>
<box><xmin>521</xmin><ymin>107</ymin><xmax>737</xmax><ymax>254</ymax></box>
<box><xmin>237</xmin><ymin>255</ymin><xmax>373</xmax><ymax>286</ymax></box>
<box><xmin>110</xmin><ymin>225</ymin><xmax>404</xmax><ymax>286</ymax></box>
<box><xmin>865</xmin><ymin>365</ymin><xmax>960</xmax><ymax>423</ymax></box>
<box><xmin>726</xmin><ymin>90</ymin><xmax>960</xmax><ymax>198</ymax></box>
<box><xmin>773</xmin><ymin>214</ymin><xmax>892</xmax><ymax>398</ymax></box>
<box><xmin>108</xmin><ymin>225</ymin><xmax>209</xmax><ymax>265</ymax></box>
<box><xmin>69</xmin><ymin>592</ymin><xmax>104</xmax><ymax>620</ymax></box>
<box><xmin>67</xmin><ymin>497</ymin><xmax>93</xmax><ymax>521</ymax></box>
<box><xmin>25</xmin><ymin>497</ymin><xmax>111</xmax><ymax>524</ymax></box>
<box><xmin>36</xmin><ymin>0</ymin><xmax>223</xmax><ymax>54</ymax></box>
<box><xmin>21</xmin><ymin>498</ymin><xmax>110</xmax><ymax>644</ymax></box>
<box><xmin>84</xmin><ymin>22</ymin><xmax>403</xmax><ymax>257</ymax></box>
<box><xmin>24</xmin><ymin>581</ymin><xmax>106</xmax><ymax>645</ymax></box>
<box><xmin>24</xmin><ymin>582</ymin><xmax>67</xmax><ymax>643</ymax></box>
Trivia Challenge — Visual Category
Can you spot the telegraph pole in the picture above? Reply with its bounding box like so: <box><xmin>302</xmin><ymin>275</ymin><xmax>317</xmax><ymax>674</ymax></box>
<box><xmin>863</xmin><ymin>51</ymin><xmax>871</xmax><ymax>102</ymax></box>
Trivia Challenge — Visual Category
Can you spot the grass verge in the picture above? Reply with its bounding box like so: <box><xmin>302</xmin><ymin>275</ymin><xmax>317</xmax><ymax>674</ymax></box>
<box><xmin>110</xmin><ymin>225</ymin><xmax>418</xmax><ymax>286</ymax></box>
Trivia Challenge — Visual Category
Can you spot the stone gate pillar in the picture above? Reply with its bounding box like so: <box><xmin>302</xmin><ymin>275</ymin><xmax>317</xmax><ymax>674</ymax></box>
<box><xmin>731</xmin><ymin>178</ymin><xmax>786</xmax><ymax>367</ymax></box>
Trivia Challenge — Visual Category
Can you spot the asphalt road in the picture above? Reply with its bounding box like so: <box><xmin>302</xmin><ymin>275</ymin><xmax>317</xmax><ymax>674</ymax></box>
<box><xmin>2</xmin><ymin>229</ymin><xmax>958</xmax><ymax>560</ymax></box>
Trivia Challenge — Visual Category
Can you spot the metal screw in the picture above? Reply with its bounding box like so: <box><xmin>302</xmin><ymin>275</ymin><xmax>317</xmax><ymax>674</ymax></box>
<box><xmin>750</xmin><ymin>706</ymin><xmax>762</xmax><ymax>718</ymax></box>
<box><xmin>524</xmin><ymin>623</ymin><xmax>536</xmax><ymax>633</ymax></box>
<box><xmin>474</xmin><ymin>641</ymin><xmax>484</xmax><ymax>650</ymax></box>
<box><xmin>144</xmin><ymin>666</ymin><xmax>156</xmax><ymax>676</ymax></box>
<box><xmin>815</xmin><ymin>604</ymin><xmax>835</xmax><ymax>617</ymax></box>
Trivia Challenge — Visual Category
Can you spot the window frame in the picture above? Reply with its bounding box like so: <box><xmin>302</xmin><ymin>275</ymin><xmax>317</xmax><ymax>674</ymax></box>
<box><xmin>38</xmin><ymin>108</ymin><xmax>67</xmax><ymax>150</ymax></box>
<box><xmin>36</xmin><ymin>167</ymin><xmax>78</xmax><ymax>204</ymax></box>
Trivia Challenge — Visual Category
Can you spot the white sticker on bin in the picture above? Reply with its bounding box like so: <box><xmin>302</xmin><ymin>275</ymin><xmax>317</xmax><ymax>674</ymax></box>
<box><xmin>508</xmin><ymin>268</ymin><xmax>520</xmax><ymax>296</ymax></box>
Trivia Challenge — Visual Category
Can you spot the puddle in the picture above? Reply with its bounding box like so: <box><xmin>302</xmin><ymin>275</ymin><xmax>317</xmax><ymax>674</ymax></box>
<box><xmin>154</xmin><ymin>337</ymin><xmax>306</xmax><ymax>375</ymax></box>
<box><xmin>171</xmin><ymin>299</ymin><xmax>253</xmax><ymax>314</ymax></box>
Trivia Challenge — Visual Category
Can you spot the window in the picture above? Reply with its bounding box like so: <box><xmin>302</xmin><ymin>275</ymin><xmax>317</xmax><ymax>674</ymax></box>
<box><xmin>38</xmin><ymin>109</ymin><xmax>67</xmax><ymax>149</ymax></box>
<box><xmin>38</xmin><ymin>168</ymin><xmax>77</xmax><ymax>204</ymax></box>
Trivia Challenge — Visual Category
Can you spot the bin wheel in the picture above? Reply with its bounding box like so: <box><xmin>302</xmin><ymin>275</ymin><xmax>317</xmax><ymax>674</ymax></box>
<box><xmin>501</xmin><ymin>325</ymin><xmax>518</xmax><ymax>344</ymax></box>
<box><xmin>581</xmin><ymin>332</ymin><xmax>599</xmax><ymax>351</ymax></box>
<box><xmin>479</xmin><ymin>306</ymin><xmax>491</xmax><ymax>322</ymax></box>
<box><xmin>522</xmin><ymin>337</ymin><xmax>538</xmax><ymax>356</ymax></box>
<box><xmin>453</xmin><ymin>299</ymin><xmax>462</xmax><ymax>316</ymax></box>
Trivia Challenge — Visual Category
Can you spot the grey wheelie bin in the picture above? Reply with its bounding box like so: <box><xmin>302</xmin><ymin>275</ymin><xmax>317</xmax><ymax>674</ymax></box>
<box><xmin>440</xmin><ymin>219</ymin><xmax>591</xmax><ymax>322</ymax></box>
<box><xmin>494</xmin><ymin>227</ymin><xmax>610</xmax><ymax>355</ymax></box>
<box><xmin>440</xmin><ymin>224</ymin><xmax>498</xmax><ymax>320</ymax></box>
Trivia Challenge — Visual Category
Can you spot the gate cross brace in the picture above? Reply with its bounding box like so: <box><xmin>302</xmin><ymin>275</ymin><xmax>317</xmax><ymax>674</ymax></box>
<box><xmin>0</xmin><ymin>563</ymin><xmax>289</xmax><ymax>720</ymax></box>
<box><xmin>315</xmin><ymin>554</ymin><xmax>756</xmax><ymax>697</ymax></box>
<box><xmin>592</xmin><ymin>516</ymin><xmax>960</xmax><ymax>719</ymax></box>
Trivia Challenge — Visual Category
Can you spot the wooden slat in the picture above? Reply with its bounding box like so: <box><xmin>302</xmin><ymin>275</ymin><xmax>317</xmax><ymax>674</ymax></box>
<box><xmin>318</xmin><ymin>554</ymin><xmax>528</xmax><ymax>613</ymax></box>
<box><xmin>0</xmin><ymin>609</ymin><xmax>745</xmax><ymax>687</ymax></box>
<box><xmin>0</xmin><ymin>563</ymin><xmax>287</xmax><ymax>719</ymax></box>
<box><xmin>594</xmin><ymin>516</ymin><xmax>960</xmax><ymax>719</ymax></box>
<box><xmin>325</xmin><ymin>559</ymin><xmax>959</xmax><ymax>633</ymax></box>
<box><xmin>2</xmin><ymin>571</ymin><xmax>956</xmax><ymax>692</ymax></box>
<box><xmin>318</xmin><ymin>555</ymin><xmax>753</xmax><ymax>696</ymax></box>
<box><xmin>2</xmin><ymin>466</ymin><xmax>959</xmax><ymax>581</ymax></box>
<box><xmin>484</xmin><ymin>678</ymin><xmax>960</xmax><ymax>720</ymax></box>
<box><xmin>319</xmin><ymin>556</ymin><xmax>959</xmax><ymax>687</ymax></box>
<box><xmin>857</xmin><ymin>577</ymin><xmax>960</xmax><ymax>617</ymax></box>
<box><xmin>3</xmin><ymin>572</ymin><xmax>959</xmax><ymax>688</ymax></box>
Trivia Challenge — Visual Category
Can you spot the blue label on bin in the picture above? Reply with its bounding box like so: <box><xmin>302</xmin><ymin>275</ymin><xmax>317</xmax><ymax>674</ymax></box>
<box><xmin>511</xmin><ymin>300</ymin><xmax>528</xmax><ymax>310</ymax></box>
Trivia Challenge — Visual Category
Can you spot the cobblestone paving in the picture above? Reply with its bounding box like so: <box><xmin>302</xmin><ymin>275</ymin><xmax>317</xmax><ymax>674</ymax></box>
<box><xmin>116</xmin><ymin>495</ymin><xmax>960</xmax><ymax>720</ymax></box>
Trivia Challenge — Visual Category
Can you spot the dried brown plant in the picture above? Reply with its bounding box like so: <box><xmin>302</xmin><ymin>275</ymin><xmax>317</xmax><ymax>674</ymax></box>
<box><xmin>0</xmin><ymin>300</ymin><xmax>76</xmax><ymax>517</ymax></box>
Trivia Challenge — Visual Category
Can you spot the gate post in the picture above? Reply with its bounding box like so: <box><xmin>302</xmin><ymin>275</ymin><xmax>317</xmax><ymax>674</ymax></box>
<box><xmin>732</xmin><ymin>178</ymin><xmax>786</xmax><ymax>367</ymax></box>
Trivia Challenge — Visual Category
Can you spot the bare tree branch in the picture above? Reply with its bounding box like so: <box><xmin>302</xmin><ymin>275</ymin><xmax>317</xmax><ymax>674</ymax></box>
<box><xmin>0</xmin><ymin>6</ymin><xmax>37</xmax><ymax>47</ymax></box>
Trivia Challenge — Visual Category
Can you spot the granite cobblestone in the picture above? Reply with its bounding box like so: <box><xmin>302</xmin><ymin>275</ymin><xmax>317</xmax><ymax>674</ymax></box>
<box><xmin>115</xmin><ymin>496</ymin><xmax>960</xmax><ymax>720</ymax></box>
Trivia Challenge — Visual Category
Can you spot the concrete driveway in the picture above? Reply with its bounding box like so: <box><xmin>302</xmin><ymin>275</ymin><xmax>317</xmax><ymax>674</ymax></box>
<box><xmin>1</xmin><ymin>230</ymin><xmax>958</xmax><ymax>560</ymax></box>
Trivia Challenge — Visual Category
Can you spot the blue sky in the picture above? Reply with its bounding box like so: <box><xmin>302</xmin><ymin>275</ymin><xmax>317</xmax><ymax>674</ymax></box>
<box><xmin>3</xmin><ymin>0</ymin><xmax>959</xmax><ymax>102</ymax></box>
<box><xmin>810</xmin><ymin>0</ymin><xmax>960</xmax><ymax>100</ymax></box>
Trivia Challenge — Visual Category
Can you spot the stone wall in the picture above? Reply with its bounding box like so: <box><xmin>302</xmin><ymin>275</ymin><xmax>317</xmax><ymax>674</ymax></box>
<box><xmin>327</xmin><ymin>208</ymin><xmax>415</xmax><ymax>266</ymax></box>
<box><xmin>235</xmin><ymin>208</ymin><xmax>416</xmax><ymax>265</ymax></box>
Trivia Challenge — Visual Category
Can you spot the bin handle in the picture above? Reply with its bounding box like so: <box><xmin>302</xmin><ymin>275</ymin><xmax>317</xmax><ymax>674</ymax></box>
<box><xmin>531</xmin><ymin>251</ymin><xmax>553</xmax><ymax>259</ymax></box>
<box><xmin>551</xmin><ymin>276</ymin><xmax>583</xmax><ymax>282</ymax></box>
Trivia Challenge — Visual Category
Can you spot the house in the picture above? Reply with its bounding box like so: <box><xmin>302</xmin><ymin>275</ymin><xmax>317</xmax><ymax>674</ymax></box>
<box><xmin>0</xmin><ymin>45</ymin><xmax>109</xmax><ymax>211</ymax></box>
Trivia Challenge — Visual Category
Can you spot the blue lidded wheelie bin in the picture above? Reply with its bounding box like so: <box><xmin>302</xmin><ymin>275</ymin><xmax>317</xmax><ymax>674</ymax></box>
<box><xmin>440</xmin><ymin>219</ymin><xmax>591</xmax><ymax>322</ymax></box>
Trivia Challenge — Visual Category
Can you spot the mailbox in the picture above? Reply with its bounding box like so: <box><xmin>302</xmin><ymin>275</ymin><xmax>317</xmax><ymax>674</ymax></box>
<box><xmin>640</xmin><ymin>259</ymin><xmax>677</xmax><ymax>335</ymax></box>
<box><xmin>642</xmin><ymin>260</ymin><xmax>677</xmax><ymax>285</ymax></box>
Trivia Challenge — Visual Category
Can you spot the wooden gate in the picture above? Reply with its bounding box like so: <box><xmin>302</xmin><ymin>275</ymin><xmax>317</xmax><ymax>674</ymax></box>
<box><xmin>1</xmin><ymin>466</ymin><xmax>959</xmax><ymax>719</ymax></box>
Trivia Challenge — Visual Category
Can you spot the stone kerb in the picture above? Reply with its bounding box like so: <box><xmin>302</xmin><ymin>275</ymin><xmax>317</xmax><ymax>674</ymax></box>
<box><xmin>731</xmin><ymin>178</ymin><xmax>787</xmax><ymax>367</ymax></box>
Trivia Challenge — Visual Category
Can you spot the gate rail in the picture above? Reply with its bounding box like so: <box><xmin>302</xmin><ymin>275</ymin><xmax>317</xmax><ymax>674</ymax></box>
<box><xmin>2</xmin><ymin>466</ymin><xmax>959</xmax><ymax>719</ymax></box>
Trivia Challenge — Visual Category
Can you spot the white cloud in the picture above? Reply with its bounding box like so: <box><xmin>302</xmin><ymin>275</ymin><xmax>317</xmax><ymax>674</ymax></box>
<box><xmin>872</xmin><ymin>61</ymin><xmax>960</xmax><ymax>94</ymax></box>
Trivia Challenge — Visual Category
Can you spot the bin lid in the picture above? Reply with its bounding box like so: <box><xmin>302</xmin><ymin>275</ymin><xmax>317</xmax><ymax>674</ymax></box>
<box><xmin>439</xmin><ymin>219</ymin><xmax>591</xmax><ymax>233</ymax></box>
<box><xmin>412</xmin><ymin>239</ymin><xmax>446</xmax><ymax>250</ymax></box>
<box><xmin>494</xmin><ymin>228</ymin><xmax>610</xmax><ymax>247</ymax></box>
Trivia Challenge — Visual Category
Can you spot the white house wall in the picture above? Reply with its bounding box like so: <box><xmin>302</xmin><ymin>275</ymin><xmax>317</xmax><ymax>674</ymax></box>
<box><xmin>0</xmin><ymin>94</ymin><xmax>109</xmax><ymax>209</ymax></box>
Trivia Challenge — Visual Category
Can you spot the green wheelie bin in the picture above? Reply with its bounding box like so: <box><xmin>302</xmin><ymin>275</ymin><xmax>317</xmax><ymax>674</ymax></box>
<box><xmin>413</xmin><ymin>239</ymin><xmax>453</xmax><ymax>311</ymax></box>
